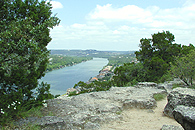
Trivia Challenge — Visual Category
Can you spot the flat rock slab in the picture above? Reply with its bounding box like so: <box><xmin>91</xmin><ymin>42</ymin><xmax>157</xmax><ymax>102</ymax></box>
<box><xmin>16</xmin><ymin>87</ymin><xmax>166</xmax><ymax>130</ymax></box>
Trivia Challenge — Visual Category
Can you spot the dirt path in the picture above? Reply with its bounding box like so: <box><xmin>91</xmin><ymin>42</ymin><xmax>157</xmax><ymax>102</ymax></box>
<box><xmin>100</xmin><ymin>98</ymin><xmax>182</xmax><ymax>130</ymax></box>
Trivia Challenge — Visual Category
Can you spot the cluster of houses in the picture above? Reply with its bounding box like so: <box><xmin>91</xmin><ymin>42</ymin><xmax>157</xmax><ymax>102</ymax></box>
<box><xmin>65</xmin><ymin>65</ymin><xmax>115</xmax><ymax>95</ymax></box>
<box><xmin>88</xmin><ymin>65</ymin><xmax>114</xmax><ymax>83</ymax></box>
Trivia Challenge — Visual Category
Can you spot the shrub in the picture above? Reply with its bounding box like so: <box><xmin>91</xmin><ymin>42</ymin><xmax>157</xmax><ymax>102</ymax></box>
<box><xmin>68</xmin><ymin>91</ymin><xmax>78</xmax><ymax>96</ymax></box>
<box><xmin>153</xmin><ymin>93</ymin><xmax>167</xmax><ymax>101</ymax></box>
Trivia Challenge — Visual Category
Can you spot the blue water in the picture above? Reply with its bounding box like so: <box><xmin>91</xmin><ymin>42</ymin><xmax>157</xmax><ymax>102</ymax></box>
<box><xmin>40</xmin><ymin>58</ymin><xmax>108</xmax><ymax>95</ymax></box>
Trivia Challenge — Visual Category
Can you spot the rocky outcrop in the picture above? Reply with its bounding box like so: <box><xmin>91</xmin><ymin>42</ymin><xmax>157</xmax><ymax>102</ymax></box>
<box><xmin>15</xmin><ymin>86</ymin><xmax>166</xmax><ymax>129</ymax></box>
<box><xmin>163</xmin><ymin>88</ymin><xmax>195</xmax><ymax>118</ymax></box>
<box><xmin>158</xmin><ymin>78</ymin><xmax>187</xmax><ymax>93</ymax></box>
<box><xmin>163</xmin><ymin>87</ymin><xmax>195</xmax><ymax>130</ymax></box>
<box><xmin>173</xmin><ymin>105</ymin><xmax>195</xmax><ymax>130</ymax></box>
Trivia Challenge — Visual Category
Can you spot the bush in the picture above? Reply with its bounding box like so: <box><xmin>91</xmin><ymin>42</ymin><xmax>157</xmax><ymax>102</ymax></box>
<box><xmin>0</xmin><ymin>82</ymin><xmax>54</xmax><ymax>126</ymax></box>
<box><xmin>68</xmin><ymin>91</ymin><xmax>78</xmax><ymax>96</ymax></box>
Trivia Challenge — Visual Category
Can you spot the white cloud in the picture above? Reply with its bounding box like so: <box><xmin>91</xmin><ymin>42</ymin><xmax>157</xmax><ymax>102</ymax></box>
<box><xmin>113</xmin><ymin>30</ymin><xmax>120</xmax><ymax>34</ymax></box>
<box><xmin>48</xmin><ymin>1</ymin><xmax>195</xmax><ymax>51</ymax></box>
<box><xmin>88</xmin><ymin>3</ymin><xmax>195</xmax><ymax>29</ymax></box>
<box><xmin>88</xmin><ymin>4</ymin><xmax>152</xmax><ymax>22</ymax></box>
<box><xmin>49</xmin><ymin>1</ymin><xmax>63</xmax><ymax>9</ymax></box>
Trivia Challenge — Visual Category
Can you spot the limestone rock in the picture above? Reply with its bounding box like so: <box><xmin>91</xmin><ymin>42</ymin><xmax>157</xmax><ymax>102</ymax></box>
<box><xmin>164</xmin><ymin>88</ymin><xmax>195</xmax><ymax>118</ymax></box>
<box><xmin>136</xmin><ymin>82</ymin><xmax>157</xmax><ymax>88</ymax></box>
<box><xmin>16</xmin><ymin>86</ymin><xmax>166</xmax><ymax>129</ymax></box>
<box><xmin>173</xmin><ymin>105</ymin><xmax>195</xmax><ymax>130</ymax></box>
<box><xmin>161</xmin><ymin>124</ymin><xmax>184</xmax><ymax>130</ymax></box>
<box><xmin>158</xmin><ymin>78</ymin><xmax>187</xmax><ymax>93</ymax></box>
<box><xmin>15</xmin><ymin>116</ymin><xmax>68</xmax><ymax>130</ymax></box>
<box><xmin>45</xmin><ymin>86</ymin><xmax>166</xmax><ymax>129</ymax></box>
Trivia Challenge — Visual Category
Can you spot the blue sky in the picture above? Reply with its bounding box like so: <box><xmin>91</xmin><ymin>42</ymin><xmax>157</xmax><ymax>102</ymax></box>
<box><xmin>47</xmin><ymin>0</ymin><xmax>195</xmax><ymax>51</ymax></box>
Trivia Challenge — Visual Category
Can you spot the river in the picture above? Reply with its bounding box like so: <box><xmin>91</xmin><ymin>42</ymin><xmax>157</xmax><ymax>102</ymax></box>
<box><xmin>40</xmin><ymin>58</ymin><xmax>108</xmax><ymax>95</ymax></box>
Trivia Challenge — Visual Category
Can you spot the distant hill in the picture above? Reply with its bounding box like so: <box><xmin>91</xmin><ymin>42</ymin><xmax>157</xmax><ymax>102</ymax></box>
<box><xmin>49</xmin><ymin>49</ymin><xmax>135</xmax><ymax>58</ymax></box>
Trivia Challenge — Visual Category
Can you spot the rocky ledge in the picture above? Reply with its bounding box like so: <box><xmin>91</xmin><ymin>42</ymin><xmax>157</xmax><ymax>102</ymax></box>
<box><xmin>163</xmin><ymin>87</ymin><xmax>195</xmax><ymax>130</ymax></box>
<box><xmin>16</xmin><ymin>84</ymin><xmax>166</xmax><ymax>130</ymax></box>
<box><xmin>164</xmin><ymin>88</ymin><xmax>195</xmax><ymax>118</ymax></box>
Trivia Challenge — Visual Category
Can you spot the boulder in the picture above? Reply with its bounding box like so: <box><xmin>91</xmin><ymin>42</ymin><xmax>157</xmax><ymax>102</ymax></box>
<box><xmin>164</xmin><ymin>88</ymin><xmax>195</xmax><ymax>118</ymax></box>
<box><xmin>173</xmin><ymin>105</ymin><xmax>195</xmax><ymax>130</ymax></box>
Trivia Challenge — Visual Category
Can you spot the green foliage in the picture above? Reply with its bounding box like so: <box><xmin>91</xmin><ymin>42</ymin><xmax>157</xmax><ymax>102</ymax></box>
<box><xmin>72</xmin><ymin>81</ymin><xmax>113</xmax><ymax>95</ymax></box>
<box><xmin>0</xmin><ymin>0</ymin><xmax>60</xmax><ymax>126</ymax></box>
<box><xmin>171</xmin><ymin>49</ymin><xmax>195</xmax><ymax>86</ymax></box>
<box><xmin>135</xmin><ymin>31</ymin><xmax>180</xmax><ymax>81</ymax></box>
<box><xmin>188</xmin><ymin>85</ymin><xmax>195</xmax><ymax>89</ymax></box>
<box><xmin>153</xmin><ymin>93</ymin><xmax>167</xmax><ymax>101</ymax></box>
<box><xmin>158</xmin><ymin>71</ymin><xmax>173</xmax><ymax>83</ymax></box>
<box><xmin>0</xmin><ymin>105</ymin><xmax>53</xmax><ymax>129</ymax></box>
<box><xmin>135</xmin><ymin>31</ymin><xmax>194</xmax><ymax>82</ymax></box>
<box><xmin>20</xmin><ymin>106</ymin><xmax>44</xmax><ymax>118</ymax></box>
<box><xmin>110</xmin><ymin>31</ymin><xmax>194</xmax><ymax>87</ymax></box>
<box><xmin>113</xmin><ymin>63</ymin><xmax>145</xmax><ymax>87</ymax></box>
<box><xmin>172</xmin><ymin>84</ymin><xmax>182</xmax><ymax>89</ymax></box>
<box><xmin>68</xmin><ymin>91</ymin><xmax>78</xmax><ymax>96</ymax></box>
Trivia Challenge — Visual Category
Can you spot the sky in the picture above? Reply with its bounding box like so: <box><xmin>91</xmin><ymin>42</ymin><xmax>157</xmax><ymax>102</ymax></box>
<box><xmin>47</xmin><ymin>0</ymin><xmax>195</xmax><ymax>51</ymax></box>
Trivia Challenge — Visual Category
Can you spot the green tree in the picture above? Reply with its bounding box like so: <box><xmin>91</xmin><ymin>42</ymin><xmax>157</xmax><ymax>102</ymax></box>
<box><xmin>113</xmin><ymin>63</ymin><xmax>145</xmax><ymax>86</ymax></box>
<box><xmin>171</xmin><ymin>49</ymin><xmax>195</xmax><ymax>86</ymax></box>
<box><xmin>135</xmin><ymin>31</ymin><xmax>182</xmax><ymax>81</ymax></box>
<box><xmin>0</xmin><ymin>0</ymin><xmax>60</xmax><ymax>124</ymax></box>
<box><xmin>146</xmin><ymin>57</ymin><xmax>169</xmax><ymax>81</ymax></box>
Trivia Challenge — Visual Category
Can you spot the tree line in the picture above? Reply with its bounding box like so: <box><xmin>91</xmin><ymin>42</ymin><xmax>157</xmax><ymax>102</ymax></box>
<box><xmin>46</xmin><ymin>55</ymin><xmax>92</xmax><ymax>71</ymax></box>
